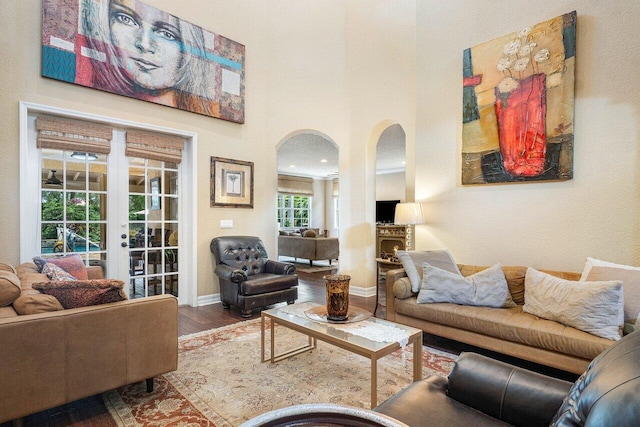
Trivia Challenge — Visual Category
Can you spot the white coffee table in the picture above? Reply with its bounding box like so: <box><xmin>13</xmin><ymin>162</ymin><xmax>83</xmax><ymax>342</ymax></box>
<box><xmin>260</xmin><ymin>302</ymin><xmax>423</xmax><ymax>408</ymax></box>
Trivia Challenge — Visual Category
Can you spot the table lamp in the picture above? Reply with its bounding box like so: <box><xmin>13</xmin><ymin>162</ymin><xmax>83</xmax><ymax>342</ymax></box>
<box><xmin>394</xmin><ymin>202</ymin><xmax>424</xmax><ymax>253</ymax></box>
<box><xmin>394</xmin><ymin>202</ymin><xmax>425</xmax><ymax>226</ymax></box>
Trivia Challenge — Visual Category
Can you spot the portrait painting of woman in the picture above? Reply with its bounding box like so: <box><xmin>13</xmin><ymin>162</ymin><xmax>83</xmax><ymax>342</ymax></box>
<box><xmin>42</xmin><ymin>0</ymin><xmax>245</xmax><ymax>123</ymax></box>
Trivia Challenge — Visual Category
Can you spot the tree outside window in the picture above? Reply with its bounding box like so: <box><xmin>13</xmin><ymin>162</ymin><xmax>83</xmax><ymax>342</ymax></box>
<box><xmin>277</xmin><ymin>195</ymin><xmax>310</xmax><ymax>229</ymax></box>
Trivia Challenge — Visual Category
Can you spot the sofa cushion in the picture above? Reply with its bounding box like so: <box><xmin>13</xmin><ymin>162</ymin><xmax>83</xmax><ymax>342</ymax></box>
<box><xmin>394</xmin><ymin>298</ymin><xmax>613</xmax><ymax>360</ymax></box>
<box><xmin>0</xmin><ymin>305</ymin><xmax>18</xmax><ymax>318</ymax></box>
<box><xmin>0</xmin><ymin>271</ymin><xmax>21</xmax><ymax>307</ymax></box>
<box><xmin>398</xmin><ymin>250</ymin><xmax>460</xmax><ymax>293</ymax></box>
<box><xmin>42</xmin><ymin>262</ymin><xmax>78</xmax><ymax>281</ymax></box>
<box><xmin>302</xmin><ymin>229</ymin><xmax>317</xmax><ymax>238</ymax></box>
<box><xmin>33</xmin><ymin>254</ymin><xmax>88</xmax><ymax>280</ymax></box>
<box><xmin>32</xmin><ymin>279</ymin><xmax>127</xmax><ymax>309</ymax></box>
<box><xmin>523</xmin><ymin>268</ymin><xmax>623</xmax><ymax>341</ymax></box>
<box><xmin>0</xmin><ymin>262</ymin><xmax>17</xmax><ymax>274</ymax></box>
<box><xmin>578</xmin><ymin>256</ymin><xmax>638</xmax><ymax>281</ymax></box>
<box><xmin>16</xmin><ymin>271</ymin><xmax>50</xmax><ymax>292</ymax></box>
<box><xmin>418</xmin><ymin>264</ymin><xmax>516</xmax><ymax>308</ymax></box>
<box><xmin>458</xmin><ymin>265</ymin><xmax>581</xmax><ymax>306</ymax></box>
<box><xmin>12</xmin><ymin>291</ymin><xmax>64</xmax><ymax>315</ymax></box>
<box><xmin>581</xmin><ymin>262</ymin><xmax>640</xmax><ymax>334</ymax></box>
<box><xmin>459</xmin><ymin>265</ymin><xmax>525</xmax><ymax>305</ymax></box>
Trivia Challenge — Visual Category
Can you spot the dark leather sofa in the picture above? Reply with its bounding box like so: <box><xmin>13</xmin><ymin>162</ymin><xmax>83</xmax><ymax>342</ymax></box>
<box><xmin>374</xmin><ymin>329</ymin><xmax>640</xmax><ymax>426</ymax></box>
<box><xmin>211</xmin><ymin>236</ymin><xmax>298</xmax><ymax>317</ymax></box>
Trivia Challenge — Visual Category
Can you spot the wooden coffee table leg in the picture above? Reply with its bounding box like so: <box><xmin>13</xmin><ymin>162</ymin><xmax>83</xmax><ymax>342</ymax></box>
<box><xmin>413</xmin><ymin>334</ymin><xmax>423</xmax><ymax>381</ymax></box>
<box><xmin>261</xmin><ymin>314</ymin><xmax>266</xmax><ymax>362</ymax></box>
<box><xmin>371</xmin><ymin>357</ymin><xmax>378</xmax><ymax>409</ymax></box>
<box><xmin>270</xmin><ymin>317</ymin><xmax>276</xmax><ymax>363</ymax></box>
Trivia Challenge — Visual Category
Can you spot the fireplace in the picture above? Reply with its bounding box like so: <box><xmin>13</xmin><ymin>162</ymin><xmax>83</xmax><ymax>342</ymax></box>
<box><xmin>376</xmin><ymin>225</ymin><xmax>413</xmax><ymax>258</ymax></box>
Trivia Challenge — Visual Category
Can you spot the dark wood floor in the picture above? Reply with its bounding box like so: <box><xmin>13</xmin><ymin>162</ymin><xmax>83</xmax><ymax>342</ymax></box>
<box><xmin>178</xmin><ymin>268</ymin><xmax>377</xmax><ymax>336</ymax></box>
<box><xmin>2</xmin><ymin>268</ymin><xmax>578</xmax><ymax>426</ymax></box>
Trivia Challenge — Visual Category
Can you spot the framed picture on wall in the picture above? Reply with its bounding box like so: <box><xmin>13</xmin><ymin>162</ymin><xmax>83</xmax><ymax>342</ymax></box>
<box><xmin>150</xmin><ymin>177</ymin><xmax>161</xmax><ymax>210</ymax></box>
<box><xmin>210</xmin><ymin>157</ymin><xmax>254</xmax><ymax>208</ymax></box>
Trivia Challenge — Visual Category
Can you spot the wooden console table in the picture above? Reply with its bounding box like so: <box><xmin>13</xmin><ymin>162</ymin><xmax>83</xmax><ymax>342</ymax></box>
<box><xmin>375</xmin><ymin>258</ymin><xmax>402</xmax><ymax>316</ymax></box>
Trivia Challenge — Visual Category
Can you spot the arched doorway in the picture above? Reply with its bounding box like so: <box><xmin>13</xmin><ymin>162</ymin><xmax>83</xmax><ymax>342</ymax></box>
<box><xmin>376</xmin><ymin>124</ymin><xmax>407</xmax><ymax>209</ymax></box>
<box><xmin>276</xmin><ymin>130</ymin><xmax>339</xmax><ymax>239</ymax></box>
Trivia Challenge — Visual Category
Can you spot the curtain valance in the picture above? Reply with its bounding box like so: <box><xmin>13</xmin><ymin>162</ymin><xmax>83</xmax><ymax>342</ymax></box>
<box><xmin>278</xmin><ymin>174</ymin><xmax>314</xmax><ymax>196</ymax></box>
<box><xmin>125</xmin><ymin>130</ymin><xmax>185</xmax><ymax>164</ymax></box>
<box><xmin>36</xmin><ymin>116</ymin><xmax>112</xmax><ymax>154</ymax></box>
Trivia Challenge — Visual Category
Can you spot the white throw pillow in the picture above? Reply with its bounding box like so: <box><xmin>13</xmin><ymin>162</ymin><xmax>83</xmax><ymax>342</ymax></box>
<box><xmin>397</xmin><ymin>250</ymin><xmax>461</xmax><ymax>293</ymax></box>
<box><xmin>583</xmin><ymin>264</ymin><xmax>640</xmax><ymax>333</ymax></box>
<box><xmin>524</xmin><ymin>267</ymin><xmax>623</xmax><ymax>341</ymax></box>
<box><xmin>417</xmin><ymin>263</ymin><xmax>516</xmax><ymax>308</ymax></box>
<box><xmin>579</xmin><ymin>257</ymin><xmax>640</xmax><ymax>280</ymax></box>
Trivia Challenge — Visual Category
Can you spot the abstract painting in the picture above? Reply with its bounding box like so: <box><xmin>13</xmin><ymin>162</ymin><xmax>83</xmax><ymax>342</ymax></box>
<box><xmin>42</xmin><ymin>0</ymin><xmax>245</xmax><ymax>123</ymax></box>
<box><xmin>462</xmin><ymin>11</ymin><xmax>576</xmax><ymax>184</ymax></box>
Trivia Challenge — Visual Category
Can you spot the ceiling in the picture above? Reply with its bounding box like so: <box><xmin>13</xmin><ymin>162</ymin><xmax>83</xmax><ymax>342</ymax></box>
<box><xmin>277</xmin><ymin>124</ymin><xmax>406</xmax><ymax>178</ymax></box>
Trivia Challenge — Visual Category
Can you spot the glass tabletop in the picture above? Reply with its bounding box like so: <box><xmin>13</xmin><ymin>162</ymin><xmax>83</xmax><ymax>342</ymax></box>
<box><xmin>263</xmin><ymin>302</ymin><xmax>421</xmax><ymax>352</ymax></box>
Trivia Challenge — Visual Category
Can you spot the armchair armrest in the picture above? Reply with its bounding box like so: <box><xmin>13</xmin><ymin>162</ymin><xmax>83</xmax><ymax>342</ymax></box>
<box><xmin>447</xmin><ymin>353</ymin><xmax>573</xmax><ymax>427</ymax></box>
<box><xmin>265</xmin><ymin>260</ymin><xmax>296</xmax><ymax>275</ymax></box>
<box><xmin>215</xmin><ymin>264</ymin><xmax>248</xmax><ymax>283</ymax></box>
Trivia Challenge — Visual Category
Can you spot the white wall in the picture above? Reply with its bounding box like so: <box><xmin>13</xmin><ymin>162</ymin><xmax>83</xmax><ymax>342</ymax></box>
<box><xmin>311</xmin><ymin>178</ymin><xmax>326</xmax><ymax>232</ymax></box>
<box><xmin>344</xmin><ymin>1</ymin><xmax>417</xmax><ymax>285</ymax></box>
<box><xmin>324</xmin><ymin>180</ymin><xmax>338</xmax><ymax>238</ymax></box>
<box><xmin>0</xmin><ymin>0</ymin><xmax>416</xmax><ymax>296</ymax></box>
<box><xmin>376</xmin><ymin>172</ymin><xmax>406</xmax><ymax>202</ymax></box>
<box><xmin>415</xmin><ymin>1</ymin><xmax>640</xmax><ymax>271</ymax></box>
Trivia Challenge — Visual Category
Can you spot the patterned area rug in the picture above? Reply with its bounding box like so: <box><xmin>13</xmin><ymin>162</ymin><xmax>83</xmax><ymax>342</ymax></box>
<box><xmin>103</xmin><ymin>318</ymin><xmax>456</xmax><ymax>426</ymax></box>
<box><xmin>277</xmin><ymin>256</ymin><xmax>338</xmax><ymax>273</ymax></box>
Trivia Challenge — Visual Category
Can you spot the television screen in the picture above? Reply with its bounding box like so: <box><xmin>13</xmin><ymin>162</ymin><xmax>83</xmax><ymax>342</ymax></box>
<box><xmin>376</xmin><ymin>200</ymin><xmax>400</xmax><ymax>224</ymax></box>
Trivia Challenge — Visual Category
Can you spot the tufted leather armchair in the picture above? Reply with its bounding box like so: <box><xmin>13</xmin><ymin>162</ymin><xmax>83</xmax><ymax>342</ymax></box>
<box><xmin>210</xmin><ymin>236</ymin><xmax>298</xmax><ymax>317</ymax></box>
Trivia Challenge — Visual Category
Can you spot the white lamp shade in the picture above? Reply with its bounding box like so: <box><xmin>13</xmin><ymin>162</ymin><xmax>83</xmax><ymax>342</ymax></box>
<box><xmin>394</xmin><ymin>202</ymin><xmax>425</xmax><ymax>225</ymax></box>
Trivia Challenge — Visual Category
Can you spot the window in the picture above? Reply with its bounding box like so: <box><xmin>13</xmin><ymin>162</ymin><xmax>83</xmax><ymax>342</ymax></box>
<box><xmin>40</xmin><ymin>149</ymin><xmax>108</xmax><ymax>265</ymax></box>
<box><xmin>333</xmin><ymin>196</ymin><xmax>339</xmax><ymax>229</ymax></box>
<box><xmin>277</xmin><ymin>195</ymin><xmax>311</xmax><ymax>229</ymax></box>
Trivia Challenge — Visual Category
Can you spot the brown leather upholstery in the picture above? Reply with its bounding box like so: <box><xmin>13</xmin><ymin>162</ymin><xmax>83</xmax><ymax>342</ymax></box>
<box><xmin>376</xmin><ymin>330</ymin><xmax>640</xmax><ymax>426</ymax></box>
<box><xmin>551</xmin><ymin>329</ymin><xmax>640</xmax><ymax>426</ymax></box>
<box><xmin>0</xmin><ymin>294</ymin><xmax>178</xmax><ymax>423</ymax></box>
<box><xmin>211</xmin><ymin>236</ymin><xmax>298</xmax><ymax>317</ymax></box>
<box><xmin>375</xmin><ymin>375</ymin><xmax>509</xmax><ymax>426</ymax></box>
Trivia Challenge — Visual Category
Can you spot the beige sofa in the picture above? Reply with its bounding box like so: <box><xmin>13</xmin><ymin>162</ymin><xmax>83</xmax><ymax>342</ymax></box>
<box><xmin>0</xmin><ymin>262</ymin><xmax>178</xmax><ymax>424</ymax></box>
<box><xmin>278</xmin><ymin>234</ymin><xmax>339</xmax><ymax>266</ymax></box>
<box><xmin>386</xmin><ymin>265</ymin><xmax>616</xmax><ymax>374</ymax></box>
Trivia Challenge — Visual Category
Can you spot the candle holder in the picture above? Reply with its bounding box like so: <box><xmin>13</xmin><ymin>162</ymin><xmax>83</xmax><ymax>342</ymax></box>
<box><xmin>324</xmin><ymin>274</ymin><xmax>351</xmax><ymax>321</ymax></box>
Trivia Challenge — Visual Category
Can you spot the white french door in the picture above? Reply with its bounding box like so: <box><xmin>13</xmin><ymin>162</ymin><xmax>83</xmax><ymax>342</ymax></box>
<box><xmin>106</xmin><ymin>130</ymin><xmax>184</xmax><ymax>300</ymax></box>
<box><xmin>20</xmin><ymin>104</ymin><xmax>196</xmax><ymax>305</ymax></box>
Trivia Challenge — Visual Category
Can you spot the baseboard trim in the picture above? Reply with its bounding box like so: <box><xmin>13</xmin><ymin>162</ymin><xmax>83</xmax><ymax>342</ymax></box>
<box><xmin>349</xmin><ymin>285</ymin><xmax>377</xmax><ymax>298</ymax></box>
<box><xmin>195</xmin><ymin>287</ymin><xmax>375</xmax><ymax>306</ymax></box>
<box><xmin>197</xmin><ymin>294</ymin><xmax>221</xmax><ymax>307</ymax></box>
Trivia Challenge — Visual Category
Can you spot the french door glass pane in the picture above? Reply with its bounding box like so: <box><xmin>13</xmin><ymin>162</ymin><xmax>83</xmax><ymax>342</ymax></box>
<box><xmin>128</xmin><ymin>158</ymin><xmax>179</xmax><ymax>299</ymax></box>
<box><xmin>40</xmin><ymin>150</ymin><xmax>107</xmax><ymax>267</ymax></box>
